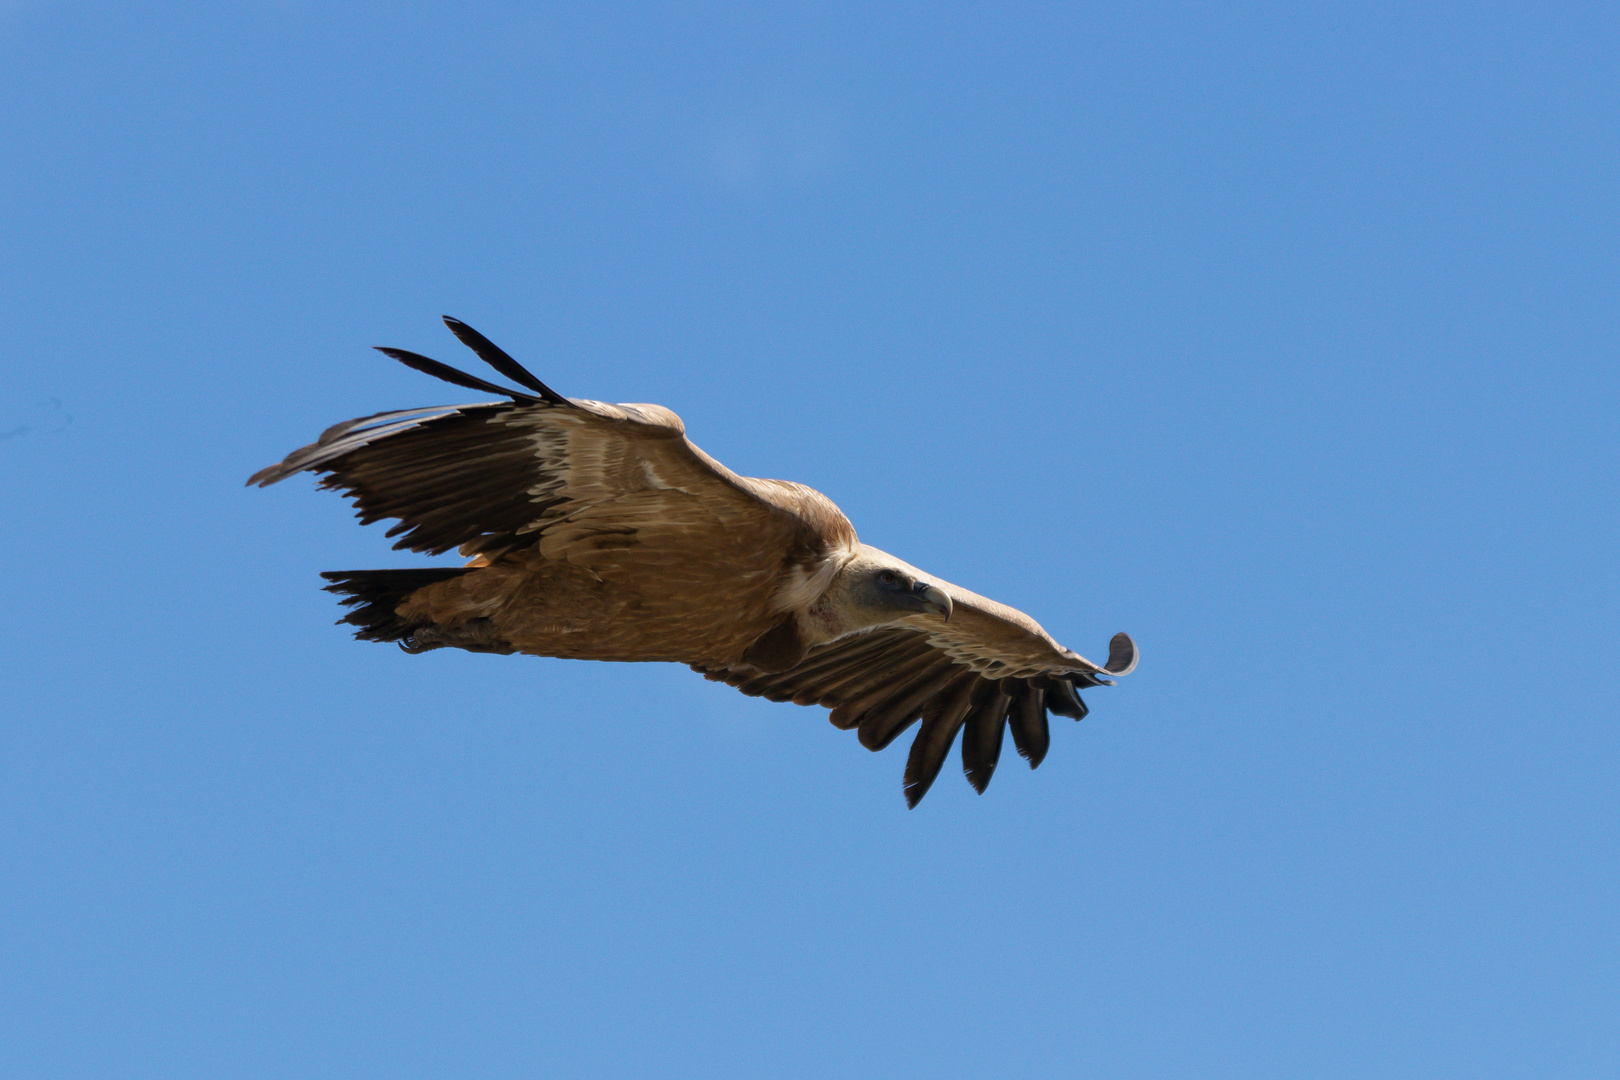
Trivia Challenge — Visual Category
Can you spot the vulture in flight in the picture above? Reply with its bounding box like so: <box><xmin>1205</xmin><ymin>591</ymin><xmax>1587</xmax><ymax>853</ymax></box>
<box><xmin>250</xmin><ymin>319</ymin><xmax>1137</xmax><ymax>806</ymax></box>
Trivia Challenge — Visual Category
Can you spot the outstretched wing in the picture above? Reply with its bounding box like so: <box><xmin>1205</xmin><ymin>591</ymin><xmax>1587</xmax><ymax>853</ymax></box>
<box><xmin>248</xmin><ymin>318</ymin><xmax>856</xmax><ymax>567</ymax></box>
<box><xmin>694</xmin><ymin>586</ymin><xmax>1137</xmax><ymax>807</ymax></box>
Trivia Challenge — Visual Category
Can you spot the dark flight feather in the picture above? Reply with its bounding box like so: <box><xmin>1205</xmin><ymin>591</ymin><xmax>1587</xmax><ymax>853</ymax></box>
<box><xmin>856</xmin><ymin>658</ymin><xmax>959</xmax><ymax>751</ymax></box>
<box><xmin>904</xmin><ymin>674</ymin><xmax>978</xmax><ymax>807</ymax></box>
<box><xmin>441</xmin><ymin>316</ymin><xmax>572</xmax><ymax>404</ymax></box>
<box><xmin>373</xmin><ymin>347</ymin><xmax>540</xmax><ymax>402</ymax></box>
<box><xmin>1006</xmin><ymin>681</ymin><xmax>1051</xmax><ymax>769</ymax></box>
<box><xmin>960</xmin><ymin>682</ymin><xmax>1012</xmax><ymax>794</ymax></box>
<box><xmin>828</xmin><ymin>649</ymin><xmax>949</xmax><ymax>731</ymax></box>
<box><xmin>1044</xmin><ymin>676</ymin><xmax>1089</xmax><ymax>720</ymax></box>
<box><xmin>1106</xmin><ymin>631</ymin><xmax>1139</xmax><ymax>675</ymax></box>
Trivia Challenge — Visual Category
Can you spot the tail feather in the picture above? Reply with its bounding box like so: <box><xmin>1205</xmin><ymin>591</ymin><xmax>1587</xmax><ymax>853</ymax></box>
<box><xmin>320</xmin><ymin>568</ymin><xmax>468</xmax><ymax>643</ymax></box>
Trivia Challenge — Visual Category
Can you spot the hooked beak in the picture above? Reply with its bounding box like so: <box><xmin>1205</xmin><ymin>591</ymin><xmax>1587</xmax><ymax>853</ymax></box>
<box><xmin>914</xmin><ymin>582</ymin><xmax>953</xmax><ymax>621</ymax></box>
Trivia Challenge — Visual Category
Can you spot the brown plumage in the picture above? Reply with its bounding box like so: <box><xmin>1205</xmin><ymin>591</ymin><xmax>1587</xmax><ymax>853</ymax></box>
<box><xmin>250</xmin><ymin>318</ymin><xmax>1137</xmax><ymax>806</ymax></box>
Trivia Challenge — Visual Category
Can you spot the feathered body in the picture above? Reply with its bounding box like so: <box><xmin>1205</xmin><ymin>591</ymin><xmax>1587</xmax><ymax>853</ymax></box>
<box><xmin>251</xmin><ymin>318</ymin><xmax>1136</xmax><ymax>805</ymax></box>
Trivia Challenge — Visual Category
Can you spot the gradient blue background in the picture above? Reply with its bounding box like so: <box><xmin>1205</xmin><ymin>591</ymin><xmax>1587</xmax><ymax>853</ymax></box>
<box><xmin>2</xmin><ymin>3</ymin><xmax>1615</xmax><ymax>1077</ymax></box>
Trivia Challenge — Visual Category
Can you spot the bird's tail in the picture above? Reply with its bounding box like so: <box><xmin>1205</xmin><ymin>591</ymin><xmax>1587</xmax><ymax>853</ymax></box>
<box><xmin>319</xmin><ymin>568</ymin><xmax>470</xmax><ymax>644</ymax></box>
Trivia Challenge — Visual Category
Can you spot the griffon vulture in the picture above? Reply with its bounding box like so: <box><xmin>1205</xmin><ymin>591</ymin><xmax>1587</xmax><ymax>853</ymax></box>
<box><xmin>250</xmin><ymin>319</ymin><xmax>1137</xmax><ymax>806</ymax></box>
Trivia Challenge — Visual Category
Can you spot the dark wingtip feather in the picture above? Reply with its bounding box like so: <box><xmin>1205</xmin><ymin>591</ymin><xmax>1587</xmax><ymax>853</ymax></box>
<box><xmin>373</xmin><ymin>346</ymin><xmax>537</xmax><ymax>402</ymax></box>
<box><xmin>440</xmin><ymin>317</ymin><xmax>571</xmax><ymax>405</ymax></box>
<box><xmin>1105</xmin><ymin>632</ymin><xmax>1139</xmax><ymax>675</ymax></box>
<box><xmin>1006</xmin><ymin>681</ymin><xmax>1050</xmax><ymax>769</ymax></box>
<box><xmin>960</xmin><ymin>682</ymin><xmax>1010</xmax><ymax>794</ymax></box>
<box><xmin>902</xmin><ymin>677</ymin><xmax>976</xmax><ymax>807</ymax></box>
<box><xmin>1044</xmin><ymin>676</ymin><xmax>1089</xmax><ymax>721</ymax></box>
<box><xmin>859</xmin><ymin>707</ymin><xmax>924</xmax><ymax>752</ymax></box>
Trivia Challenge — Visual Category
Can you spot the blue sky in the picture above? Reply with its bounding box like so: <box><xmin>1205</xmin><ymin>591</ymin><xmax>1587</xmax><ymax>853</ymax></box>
<box><xmin>1</xmin><ymin>2</ymin><xmax>1615</xmax><ymax>1077</ymax></box>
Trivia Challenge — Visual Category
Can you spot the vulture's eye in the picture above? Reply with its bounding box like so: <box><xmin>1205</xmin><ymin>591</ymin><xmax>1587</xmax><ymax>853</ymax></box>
<box><xmin>878</xmin><ymin>571</ymin><xmax>897</xmax><ymax>586</ymax></box>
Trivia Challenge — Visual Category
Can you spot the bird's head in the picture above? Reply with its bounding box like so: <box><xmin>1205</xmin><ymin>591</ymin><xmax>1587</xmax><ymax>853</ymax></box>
<box><xmin>843</xmin><ymin>554</ymin><xmax>952</xmax><ymax>623</ymax></box>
